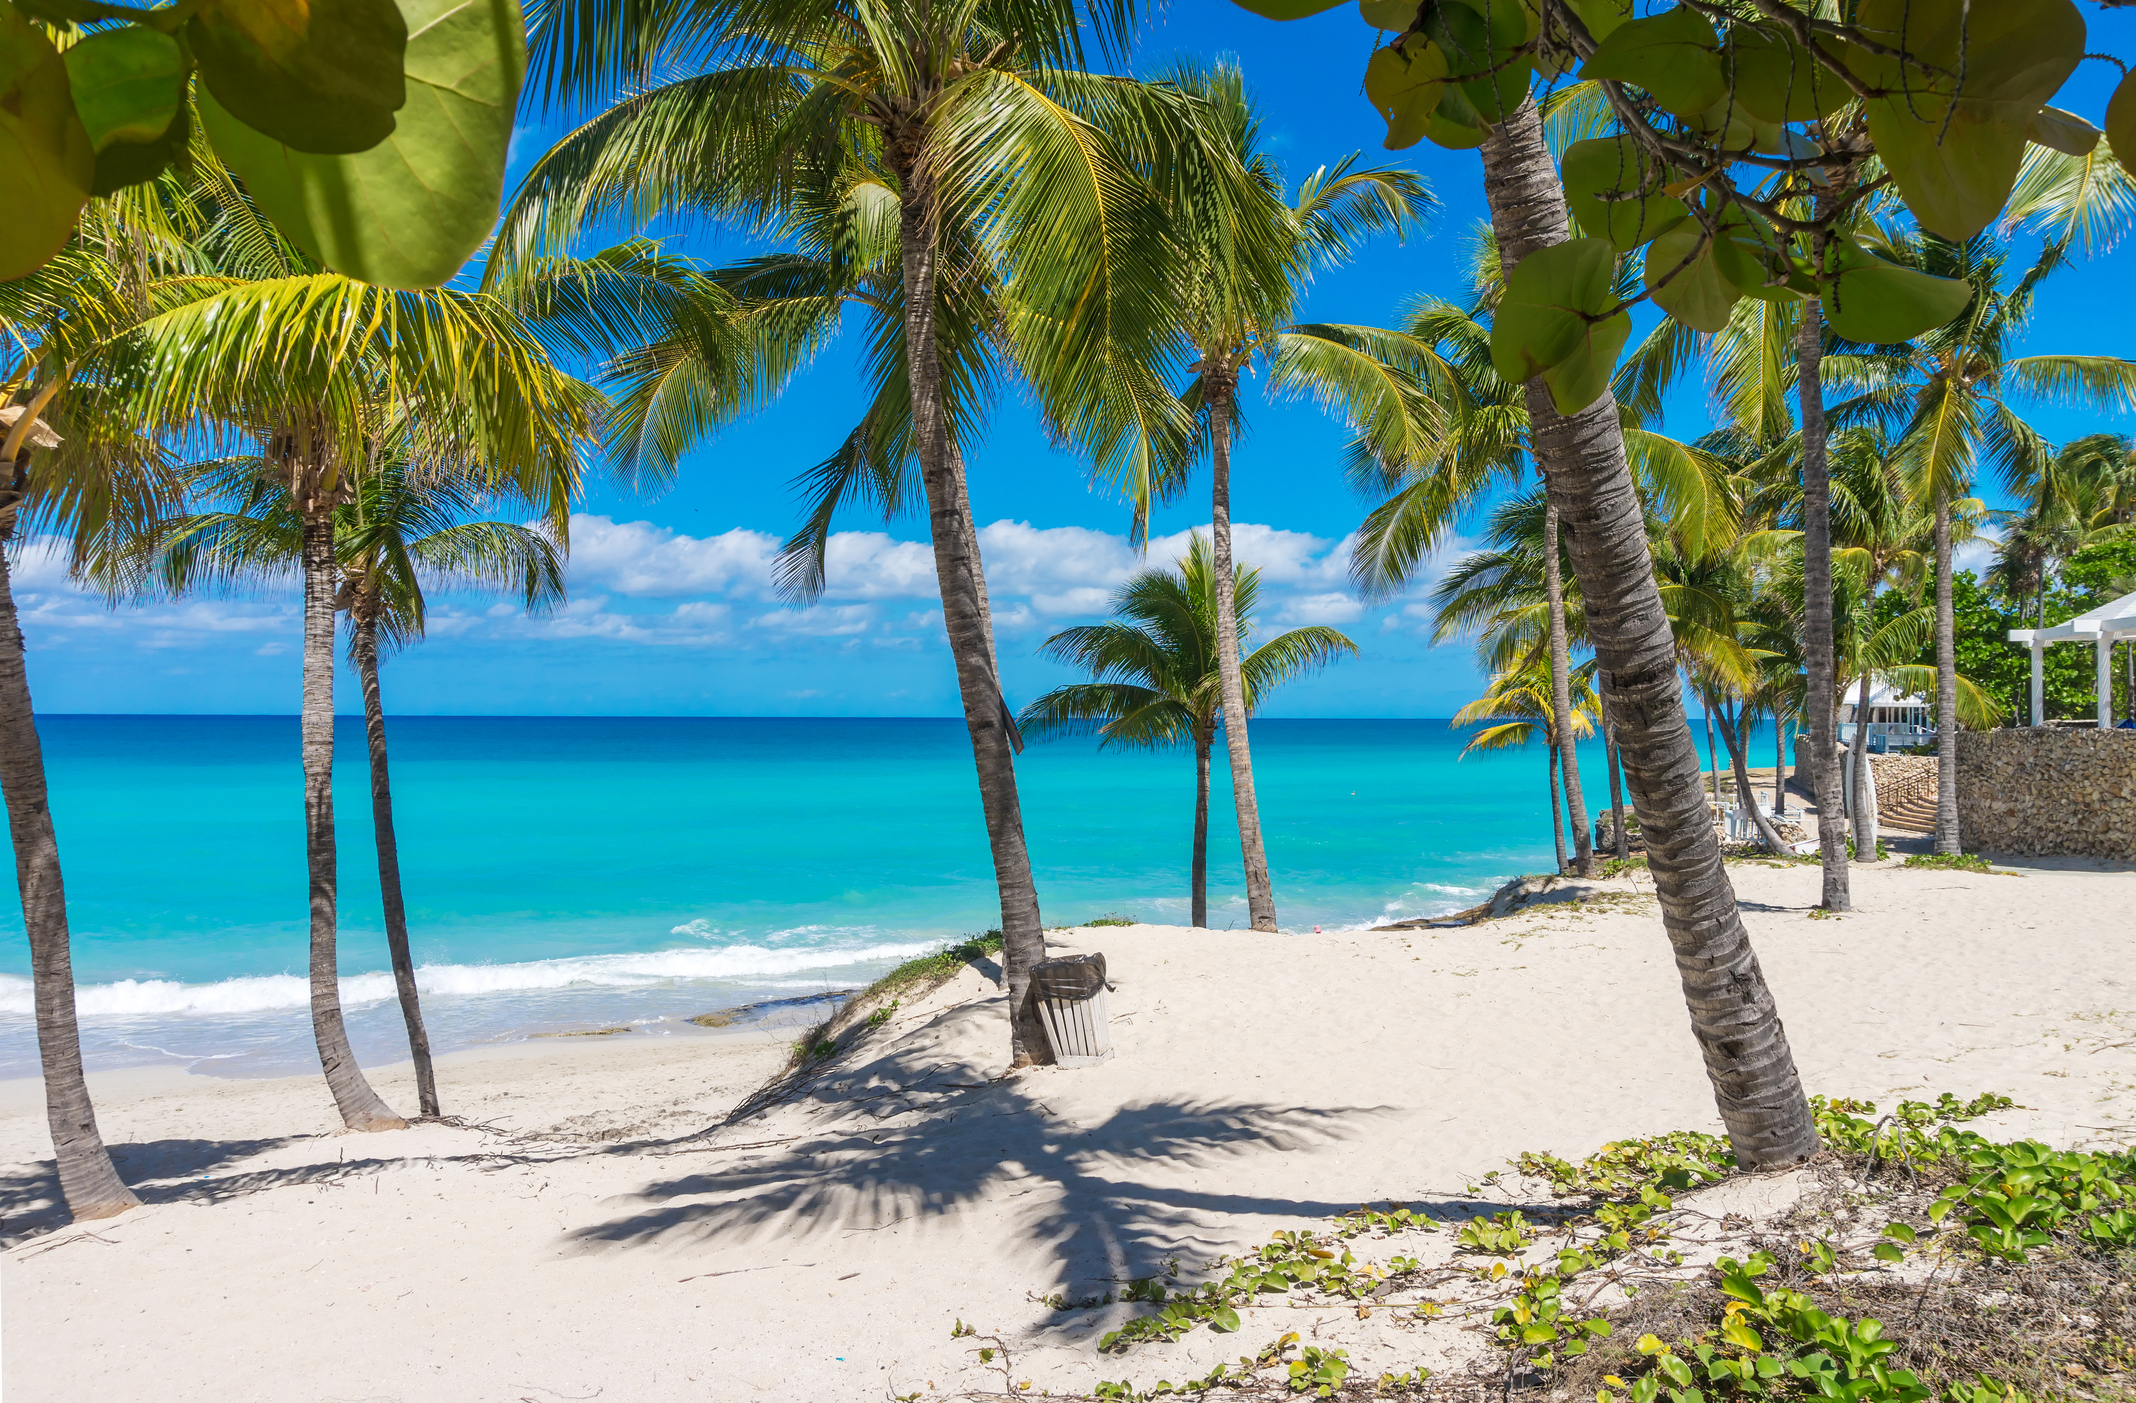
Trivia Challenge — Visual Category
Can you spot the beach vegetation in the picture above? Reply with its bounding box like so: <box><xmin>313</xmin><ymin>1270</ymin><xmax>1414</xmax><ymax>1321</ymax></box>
<box><xmin>1901</xmin><ymin>852</ymin><xmax>1996</xmax><ymax>873</ymax></box>
<box><xmin>1022</xmin><ymin>537</ymin><xmax>1356</xmax><ymax>927</ymax></box>
<box><xmin>1082</xmin><ymin>914</ymin><xmax>1139</xmax><ymax>928</ymax></box>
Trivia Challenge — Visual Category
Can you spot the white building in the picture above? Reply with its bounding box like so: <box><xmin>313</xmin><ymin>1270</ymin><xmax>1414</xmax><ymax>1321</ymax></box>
<box><xmin>2008</xmin><ymin>585</ymin><xmax>2136</xmax><ymax>728</ymax></box>
<box><xmin>1837</xmin><ymin>679</ymin><xmax>1934</xmax><ymax>751</ymax></box>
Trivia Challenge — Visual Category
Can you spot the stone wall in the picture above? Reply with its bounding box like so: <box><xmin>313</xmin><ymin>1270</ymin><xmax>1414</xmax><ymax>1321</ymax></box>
<box><xmin>1958</xmin><ymin>729</ymin><xmax>2136</xmax><ymax>860</ymax></box>
<box><xmin>1867</xmin><ymin>754</ymin><xmax>1938</xmax><ymax>810</ymax></box>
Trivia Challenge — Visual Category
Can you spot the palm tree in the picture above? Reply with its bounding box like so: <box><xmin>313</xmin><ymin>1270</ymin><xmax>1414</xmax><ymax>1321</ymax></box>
<box><xmin>157</xmin><ymin>451</ymin><xmax>566</xmax><ymax>1118</ymax></box>
<box><xmin>92</xmin><ymin>185</ymin><xmax>590</xmax><ymax>1126</ymax></box>
<box><xmin>1472</xmin><ymin>97</ymin><xmax>1819</xmax><ymax>1167</ymax></box>
<box><xmin>1018</xmin><ymin>536</ymin><xmax>1355</xmax><ymax>926</ymax></box>
<box><xmin>499</xmin><ymin>0</ymin><xmax>1257</xmax><ymax>1062</ymax></box>
<box><xmin>1452</xmin><ymin>663</ymin><xmax>1599</xmax><ymax>873</ymax></box>
<box><xmin>0</xmin><ymin>200</ymin><xmax>203</xmax><ymax>1220</ymax></box>
<box><xmin>1831</xmin><ymin>232</ymin><xmax>2136</xmax><ymax>854</ymax></box>
<box><xmin>1120</xmin><ymin>60</ymin><xmax>1430</xmax><ymax>931</ymax></box>
<box><xmin>1348</xmin><ymin>232</ymin><xmax>1740</xmax><ymax>882</ymax></box>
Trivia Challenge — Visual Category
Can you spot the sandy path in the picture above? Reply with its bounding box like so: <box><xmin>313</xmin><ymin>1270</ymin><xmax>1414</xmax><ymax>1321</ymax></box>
<box><xmin>3</xmin><ymin>855</ymin><xmax>2131</xmax><ymax>1402</ymax></box>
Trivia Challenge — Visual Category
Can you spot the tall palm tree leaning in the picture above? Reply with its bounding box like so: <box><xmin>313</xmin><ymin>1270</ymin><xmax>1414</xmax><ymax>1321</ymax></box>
<box><xmin>0</xmin><ymin>215</ymin><xmax>201</xmax><ymax>1219</ymax></box>
<box><xmin>158</xmin><ymin>452</ymin><xmax>568</xmax><ymax>1118</ymax></box>
<box><xmin>108</xmin><ymin>269</ymin><xmax>590</xmax><ymax>1128</ymax></box>
<box><xmin>1473</xmin><ymin>97</ymin><xmax>1819</xmax><ymax>1165</ymax></box>
<box><xmin>506</xmin><ymin>0</ymin><xmax>1221</xmax><ymax>1063</ymax></box>
<box><xmin>1141</xmin><ymin>61</ymin><xmax>1431</xmax><ymax>930</ymax></box>
<box><xmin>1018</xmin><ymin>535</ymin><xmax>1356</xmax><ymax>926</ymax></box>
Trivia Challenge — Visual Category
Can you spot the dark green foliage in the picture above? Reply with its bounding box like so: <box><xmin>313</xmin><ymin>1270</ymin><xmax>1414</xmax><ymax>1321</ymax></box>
<box><xmin>1888</xmin><ymin>562</ymin><xmax>2132</xmax><ymax>722</ymax></box>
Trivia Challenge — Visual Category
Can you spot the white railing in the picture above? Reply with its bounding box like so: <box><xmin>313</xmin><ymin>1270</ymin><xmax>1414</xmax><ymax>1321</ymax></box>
<box><xmin>1837</xmin><ymin>720</ymin><xmax>1934</xmax><ymax>750</ymax></box>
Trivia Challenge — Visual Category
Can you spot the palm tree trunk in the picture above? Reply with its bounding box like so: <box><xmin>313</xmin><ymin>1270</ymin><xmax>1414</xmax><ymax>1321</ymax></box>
<box><xmin>1206</xmin><ymin>375</ymin><xmax>1278</xmax><ymax>932</ymax></box>
<box><xmin>354</xmin><ymin>610</ymin><xmax>438</xmax><ymax>1118</ymax></box>
<box><xmin>1849</xmin><ymin>665</ymin><xmax>1878</xmax><ymax>863</ymax></box>
<box><xmin>1547</xmin><ymin>743</ymin><xmax>1568</xmax><ymax>875</ymax></box>
<box><xmin>1933</xmin><ymin>489</ymin><xmax>1961</xmax><ymax>853</ymax></box>
<box><xmin>1795</xmin><ymin>296</ymin><xmax>1852</xmax><ymax>911</ymax></box>
<box><xmin>300</xmin><ymin>513</ymin><xmax>403</xmax><ymax>1130</ymax></box>
<box><xmin>1480</xmin><ymin>96</ymin><xmax>1818</xmax><ymax>1168</ymax></box>
<box><xmin>1542</xmin><ymin>489</ymin><xmax>1595</xmax><ymax>875</ymax></box>
<box><xmin>893</xmin><ymin>150</ymin><xmax>1049</xmax><ymax>1062</ymax></box>
<box><xmin>0</xmin><ymin>468</ymin><xmax>138</xmax><ymax>1220</ymax></box>
<box><xmin>1773</xmin><ymin>712</ymin><xmax>1787</xmax><ymax>819</ymax></box>
<box><xmin>1191</xmin><ymin>727</ymin><xmax>1211</xmax><ymax>928</ymax></box>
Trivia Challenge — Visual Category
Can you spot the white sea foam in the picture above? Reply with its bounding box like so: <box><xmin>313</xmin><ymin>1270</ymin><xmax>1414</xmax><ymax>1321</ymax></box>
<box><xmin>0</xmin><ymin>939</ymin><xmax>936</xmax><ymax>1019</ymax></box>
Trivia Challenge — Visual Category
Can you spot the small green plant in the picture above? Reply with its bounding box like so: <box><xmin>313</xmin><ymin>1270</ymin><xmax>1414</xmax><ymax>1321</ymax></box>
<box><xmin>1492</xmin><ymin>1265</ymin><xmax>1612</xmax><ymax>1367</ymax></box>
<box><xmin>865</xmin><ymin>999</ymin><xmax>900</xmax><ymax>1029</ymax></box>
<box><xmin>1457</xmin><ymin>1210</ymin><xmax>1537</xmax><ymax>1256</ymax></box>
<box><xmin>806</xmin><ymin>1038</ymin><xmax>837</xmax><ymax>1059</ymax></box>
<box><xmin>1845</xmin><ymin>836</ymin><xmax>1892</xmax><ymax>861</ymax></box>
<box><xmin>1285</xmin><ymin>1345</ymin><xmax>1349</xmax><ymax>1396</ymax></box>
<box><xmin>1082</xmin><ymin>912</ymin><xmax>1137</xmax><ymax>927</ymax></box>
<box><xmin>1902</xmin><ymin>852</ymin><xmax>1994</xmax><ymax>873</ymax></box>
<box><xmin>950</xmin><ymin>1319</ymin><xmax>975</xmax><ymax>1338</ymax></box>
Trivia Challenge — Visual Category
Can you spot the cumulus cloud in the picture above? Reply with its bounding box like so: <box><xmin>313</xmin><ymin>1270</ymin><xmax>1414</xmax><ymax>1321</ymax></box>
<box><xmin>18</xmin><ymin>514</ymin><xmax>1386</xmax><ymax>665</ymax></box>
<box><xmin>565</xmin><ymin>515</ymin><xmax>780</xmax><ymax>598</ymax></box>
<box><xmin>1277</xmin><ymin>593</ymin><xmax>1367</xmax><ymax>626</ymax></box>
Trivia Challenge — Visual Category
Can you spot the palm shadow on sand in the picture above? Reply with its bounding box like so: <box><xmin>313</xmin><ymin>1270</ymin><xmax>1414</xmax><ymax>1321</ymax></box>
<box><xmin>561</xmin><ymin>996</ymin><xmax>1410</xmax><ymax>1290</ymax></box>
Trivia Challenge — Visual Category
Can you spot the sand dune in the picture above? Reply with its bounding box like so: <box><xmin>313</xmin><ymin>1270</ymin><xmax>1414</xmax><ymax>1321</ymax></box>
<box><xmin>3</xmin><ymin>854</ymin><xmax>2132</xmax><ymax>1401</ymax></box>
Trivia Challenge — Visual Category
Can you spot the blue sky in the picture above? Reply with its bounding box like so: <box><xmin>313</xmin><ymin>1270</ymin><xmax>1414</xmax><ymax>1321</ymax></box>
<box><xmin>26</xmin><ymin>1</ymin><xmax>2136</xmax><ymax>718</ymax></box>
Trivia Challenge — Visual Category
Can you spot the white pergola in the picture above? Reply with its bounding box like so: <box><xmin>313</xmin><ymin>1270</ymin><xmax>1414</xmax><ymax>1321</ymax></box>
<box><xmin>2009</xmin><ymin>586</ymin><xmax>2136</xmax><ymax>727</ymax></box>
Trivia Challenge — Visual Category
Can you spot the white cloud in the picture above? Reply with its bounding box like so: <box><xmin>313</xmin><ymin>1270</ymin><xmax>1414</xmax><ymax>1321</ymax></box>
<box><xmin>817</xmin><ymin>532</ymin><xmax>939</xmax><ymax>601</ymax></box>
<box><xmin>1277</xmin><ymin>593</ymin><xmax>1366</xmax><ymax>625</ymax></box>
<box><xmin>565</xmin><ymin>515</ymin><xmax>780</xmax><ymax>598</ymax></box>
<box><xmin>9</xmin><ymin>514</ymin><xmax>1381</xmax><ymax>664</ymax></box>
<box><xmin>747</xmin><ymin>604</ymin><xmax>876</xmax><ymax>637</ymax></box>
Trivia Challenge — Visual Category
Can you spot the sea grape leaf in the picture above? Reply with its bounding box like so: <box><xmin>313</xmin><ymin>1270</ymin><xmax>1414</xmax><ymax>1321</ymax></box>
<box><xmin>1820</xmin><ymin>237</ymin><xmax>1975</xmax><ymax>344</ymax></box>
<box><xmin>1426</xmin><ymin>0</ymin><xmax>1530</xmax><ymax>127</ymax></box>
<box><xmin>1726</xmin><ymin>22</ymin><xmax>1845</xmax><ymax>125</ymax></box>
<box><xmin>1365</xmin><ymin>39</ymin><xmax>1449</xmax><ymax>150</ymax></box>
<box><xmin>1560</xmin><ymin>136</ymin><xmax>1688</xmax><ymax>250</ymax></box>
<box><xmin>0</xmin><ymin>6</ymin><xmax>94</xmax><ymax>280</ymax></box>
<box><xmin>1710</xmin><ymin>206</ymin><xmax>1811</xmax><ymax>302</ymax></box>
<box><xmin>1564</xmin><ymin>0</ymin><xmax>1632</xmax><ymax>44</ymax></box>
<box><xmin>2111</xmin><ymin>72</ymin><xmax>2136</xmax><ymax>177</ymax></box>
<box><xmin>1357</xmin><ymin>0</ymin><xmax>1417</xmax><ymax>31</ymax></box>
<box><xmin>1644</xmin><ymin>219</ymin><xmax>1740</xmax><ymax>333</ymax></box>
<box><xmin>2028</xmin><ymin>105</ymin><xmax>2101</xmax><ymax>156</ymax></box>
<box><xmin>1490</xmin><ymin>237</ymin><xmax>1632</xmax><ymax>414</ymax></box>
<box><xmin>1850</xmin><ymin>0</ymin><xmax>2086</xmax><ymax>239</ymax></box>
<box><xmin>1423</xmin><ymin>80</ymin><xmax>1491</xmax><ymax>149</ymax></box>
<box><xmin>1581</xmin><ymin>4</ymin><xmax>1725</xmax><ymax>118</ymax></box>
<box><xmin>1684</xmin><ymin>93</ymin><xmax>1758</xmax><ymax>153</ymax></box>
<box><xmin>201</xmin><ymin>0</ymin><xmax>524</xmax><ymax>288</ymax></box>
<box><xmin>1231</xmin><ymin>0</ymin><xmax>1347</xmax><ymax>16</ymax></box>
<box><xmin>61</xmin><ymin>26</ymin><xmax>190</xmax><ymax>196</ymax></box>
<box><xmin>189</xmin><ymin>0</ymin><xmax>408</xmax><ymax>155</ymax></box>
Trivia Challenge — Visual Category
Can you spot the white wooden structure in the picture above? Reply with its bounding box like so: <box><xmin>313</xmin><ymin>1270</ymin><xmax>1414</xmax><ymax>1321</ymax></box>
<box><xmin>1837</xmin><ymin>679</ymin><xmax>1935</xmax><ymax>750</ymax></box>
<box><xmin>2008</xmin><ymin>586</ymin><xmax>2136</xmax><ymax>728</ymax></box>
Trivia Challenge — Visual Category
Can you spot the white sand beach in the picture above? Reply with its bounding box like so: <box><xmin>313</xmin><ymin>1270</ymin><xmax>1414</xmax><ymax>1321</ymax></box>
<box><xmin>4</xmin><ymin>855</ymin><xmax>2133</xmax><ymax>1402</ymax></box>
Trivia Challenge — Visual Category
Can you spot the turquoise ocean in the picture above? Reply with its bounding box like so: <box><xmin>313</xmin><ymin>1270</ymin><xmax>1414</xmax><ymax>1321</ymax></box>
<box><xmin>0</xmin><ymin>715</ymin><xmax>1772</xmax><ymax>1080</ymax></box>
